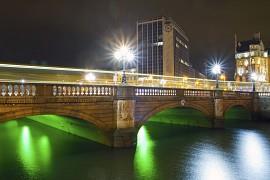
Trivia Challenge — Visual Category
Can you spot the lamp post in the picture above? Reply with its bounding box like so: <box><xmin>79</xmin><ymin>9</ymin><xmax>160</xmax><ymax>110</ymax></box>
<box><xmin>114</xmin><ymin>46</ymin><xmax>134</xmax><ymax>84</ymax></box>
<box><xmin>251</xmin><ymin>72</ymin><xmax>257</xmax><ymax>92</ymax></box>
<box><xmin>211</xmin><ymin>64</ymin><xmax>221</xmax><ymax>89</ymax></box>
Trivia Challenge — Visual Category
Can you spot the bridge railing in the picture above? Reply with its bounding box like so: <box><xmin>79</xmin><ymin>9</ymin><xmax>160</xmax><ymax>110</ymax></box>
<box><xmin>51</xmin><ymin>85</ymin><xmax>115</xmax><ymax>96</ymax></box>
<box><xmin>0</xmin><ymin>83</ymin><xmax>37</xmax><ymax>96</ymax></box>
<box><xmin>0</xmin><ymin>81</ymin><xmax>261</xmax><ymax>100</ymax></box>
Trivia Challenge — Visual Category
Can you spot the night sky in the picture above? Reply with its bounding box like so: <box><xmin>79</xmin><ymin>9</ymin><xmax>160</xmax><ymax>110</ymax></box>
<box><xmin>0</xmin><ymin>0</ymin><xmax>270</xmax><ymax>79</ymax></box>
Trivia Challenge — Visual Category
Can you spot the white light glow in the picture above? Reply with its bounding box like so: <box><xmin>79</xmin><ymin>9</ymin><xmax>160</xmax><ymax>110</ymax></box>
<box><xmin>160</xmin><ymin>79</ymin><xmax>166</xmax><ymax>85</ymax></box>
<box><xmin>238</xmin><ymin>131</ymin><xmax>270</xmax><ymax>179</ymax></box>
<box><xmin>188</xmin><ymin>145</ymin><xmax>234</xmax><ymax>180</ymax></box>
<box><xmin>114</xmin><ymin>46</ymin><xmax>134</xmax><ymax>62</ymax></box>
<box><xmin>84</xmin><ymin>73</ymin><xmax>96</xmax><ymax>81</ymax></box>
<box><xmin>212</xmin><ymin>64</ymin><xmax>221</xmax><ymax>75</ymax></box>
<box><xmin>251</xmin><ymin>72</ymin><xmax>257</xmax><ymax>81</ymax></box>
<box><xmin>238</xmin><ymin>68</ymin><xmax>244</xmax><ymax>76</ymax></box>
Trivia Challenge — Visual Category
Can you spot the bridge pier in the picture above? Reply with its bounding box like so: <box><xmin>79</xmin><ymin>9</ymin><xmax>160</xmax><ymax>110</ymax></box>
<box><xmin>111</xmin><ymin>86</ymin><xmax>137</xmax><ymax>147</ymax></box>
<box><xmin>112</xmin><ymin>128</ymin><xmax>137</xmax><ymax>147</ymax></box>
<box><xmin>213</xmin><ymin>90</ymin><xmax>224</xmax><ymax>128</ymax></box>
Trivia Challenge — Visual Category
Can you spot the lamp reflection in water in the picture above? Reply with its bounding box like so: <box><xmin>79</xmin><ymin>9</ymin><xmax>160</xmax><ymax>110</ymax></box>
<box><xmin>188</xmin><ymin>144</ymin><xmax>234</xmax><ymax>180</ymax></box>
<box><xmin>238</xmin><ymin>131</ymin><xmax>270</xmax><ymax>179</ymax></box>
<box><xmin>134</xmin><ymin>126</ymin><xmax>156</xmax><ymax>178</ymax></box>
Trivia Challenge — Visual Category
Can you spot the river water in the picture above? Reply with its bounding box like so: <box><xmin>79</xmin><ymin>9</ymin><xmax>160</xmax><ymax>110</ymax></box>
<box><xmin>1</xmin><ymin>117</ymin><xmax>270</xmax><ymax>180</ymax></box>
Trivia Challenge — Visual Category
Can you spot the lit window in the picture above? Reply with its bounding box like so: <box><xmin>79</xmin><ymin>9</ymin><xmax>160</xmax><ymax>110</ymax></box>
<box><xmin>244</xmin><ymin>53</ymin><xmax>249</xmax><ymax>58</ymax></box>
<box><xmin>153</xmin><ymin>42</ymin><xmax>163</xmax><ymax>46</ymax></box>
<box><xmin>244</xmin><ymin>60</ymin><xmax>249</xmax><ymax>66</ymax></box>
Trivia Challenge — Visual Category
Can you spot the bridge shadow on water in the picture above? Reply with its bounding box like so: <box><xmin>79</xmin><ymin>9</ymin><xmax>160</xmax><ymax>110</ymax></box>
<box><xmin>224</xmin><ymin>105</ymin><xmax>270</xmax><ymax>131</ymax></box>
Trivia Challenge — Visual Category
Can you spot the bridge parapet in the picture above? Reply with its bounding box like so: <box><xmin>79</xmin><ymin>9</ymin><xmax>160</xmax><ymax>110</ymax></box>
<box><xmin>52</xmin><ymin>85</ymin><xmax>116</xmax><ymax>97</ymax></box>
<box><xmin>1</xmin><ymin>83</ymin><xmax>37</xmax><ymax>96</ymax></box>
<box><xmin>221</xmin><ymin>91</ymin><xmax>253</xmax><ymax>99</ymax></box>
<box><xmin>258</xmin><ymin>92</ymin><xmax>270</xmax><ymax>97</ymax></box>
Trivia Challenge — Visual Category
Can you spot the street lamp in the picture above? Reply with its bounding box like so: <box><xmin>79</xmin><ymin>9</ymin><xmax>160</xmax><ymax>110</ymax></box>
<box><xmin>114</xmin><ymin>46</ymin><xmax>134</xmax><ymax>84</ymax></box>
<box><xmin>211</xmin><ymin>64</ymin><xmax>221</xmax><ymax>89</ymax></box>
<box><xmin>251</xmin><ymin>72</ymin><xmax>257</xmax><ymax>92</ymax></box>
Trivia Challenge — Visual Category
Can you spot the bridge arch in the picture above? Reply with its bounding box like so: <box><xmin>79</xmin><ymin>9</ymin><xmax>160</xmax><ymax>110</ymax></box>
<box><xmin>223</xmin><ymin>102</ymin><xmax>252</xmax><ymax>118</ymax></box>
<box><xmin>0</xmin><ymin>107</ymin><xmax>109</xmax><ymax>130</ymax></box>
<box><xmin>138</xmin><ymin>102</ymin><xmax>212</xmax><ymax>127</ymax></box>
<box><xmin>223</xmin><ymin>104</ymin><xmax>252</xmax><ymax>122</ymax></box>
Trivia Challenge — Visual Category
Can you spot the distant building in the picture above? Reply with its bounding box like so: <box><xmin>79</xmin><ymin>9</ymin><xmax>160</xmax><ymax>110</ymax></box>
<box><xmin>136</xmin><ymin>16</ymin><xmax>197</xmax><ymax>77</ymax></box>
<box><xmin>235</xmin><ymin>33</ymin><xmax>269</xmax><ymax>82</ymax></box>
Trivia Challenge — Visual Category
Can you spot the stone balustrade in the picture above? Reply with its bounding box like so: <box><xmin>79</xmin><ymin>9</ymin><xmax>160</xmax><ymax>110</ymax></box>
<box><xmin>183</xmin><ymin>90</ymin><xmax>212</xmax><ymax>97</ymax></box>
<box><xmin>1</xmin><ymin>83</ymin><xmax>36</xmax><ymax>96</ymax></box>
<box><xmin>135</xmin><ymin>87</ymin><xmax>176</xmax><ymax>96</ymax></box>
<box><xmin>258</xmin><ymin>92</ymin><xmax>270</xmax><ymax>97</ymax></box>
<box><xmin>52</xmin><ymin>85</ymin><xmax>115</xmax><ymax>96</ymax></box>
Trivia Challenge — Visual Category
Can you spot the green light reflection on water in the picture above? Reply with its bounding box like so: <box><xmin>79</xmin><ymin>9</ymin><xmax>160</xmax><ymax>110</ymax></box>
<box><xmin>134</xmin><ymin>126</ymin><xmax>156</xmax><ymax>178</ymax></box>
<box><xmin>19</xmin><ymin>126</ymin><xmax>36</xmax><ymax>177</ymax></box>
<box><xmin>38</xmin><ymin>136</ymin><xmax>51</xmax><ymax>168</ymax></box>
<box><xmin>3</xmin><ymin>121</ymin><xmax>18</xmax><ymax>128</ymax></box>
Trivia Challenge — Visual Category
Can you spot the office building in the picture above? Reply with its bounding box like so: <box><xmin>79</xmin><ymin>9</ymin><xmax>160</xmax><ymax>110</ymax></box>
<box><xmin>137</xmin><ymin>16</ymin><xmax>195</xmax><ymax>77</ymax></box>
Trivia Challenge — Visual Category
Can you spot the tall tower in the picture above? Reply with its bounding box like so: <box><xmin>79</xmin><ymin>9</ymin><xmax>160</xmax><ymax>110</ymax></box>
<box><xmin>235</xmin><ymin>33</ymin><xmax>269</xmax><ymax>82</ymax></box>
<box><xmin>136</xmin><ymin>16</ymin><xmax>194</xmax><ymax>77</ymax></box>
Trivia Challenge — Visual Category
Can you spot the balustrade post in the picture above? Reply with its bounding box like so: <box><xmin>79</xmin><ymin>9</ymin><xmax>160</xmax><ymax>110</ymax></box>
<box><xmin>111</xmin><ymin>86</ymin><xmax>137</xmax><ymax>147</ymax></box>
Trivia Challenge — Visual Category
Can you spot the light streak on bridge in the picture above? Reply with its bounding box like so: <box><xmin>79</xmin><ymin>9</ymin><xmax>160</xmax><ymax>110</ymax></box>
<box><xmin>0</xmin><ymin>63</ymin><xmax>270</xmax><ymax>92</ymax></box>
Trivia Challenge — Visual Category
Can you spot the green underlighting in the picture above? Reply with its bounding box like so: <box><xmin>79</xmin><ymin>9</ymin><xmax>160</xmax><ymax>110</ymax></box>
<box><xmin>149</xmin><ymin>108</ymin><xmax>211</xmax><ymax>127</ymax></box>
<box><xmin>27</xmin><ymin>115</ymin><xmax>110</xmax><ymax>145</ymax></box>
<box><xmin>19</xmin><ymin>126</ymin><xmax>36</xmax><ymax>177</ymax></box>
<box><xmin>134</xmin><ymin>126</ymin><xmax>156</xmax><ymax>178</ymax></box>
<box><xmin>38</xmin><ymin>136</ymin><xmax>51</xmax><ymax>168</ymax></box>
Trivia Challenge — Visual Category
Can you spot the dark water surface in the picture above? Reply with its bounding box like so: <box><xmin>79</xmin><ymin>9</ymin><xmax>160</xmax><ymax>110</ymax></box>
<box><xmin>1</xmin><ymin>117</ymin><xmax>270</xmax><ymax>180</ymax></box>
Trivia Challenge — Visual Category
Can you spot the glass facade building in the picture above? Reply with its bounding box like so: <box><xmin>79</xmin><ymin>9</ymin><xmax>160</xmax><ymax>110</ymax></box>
<box><xmin>137</xmin><ymin>16</ymin><xmax>194</xmax><ymax>77</ymax></box>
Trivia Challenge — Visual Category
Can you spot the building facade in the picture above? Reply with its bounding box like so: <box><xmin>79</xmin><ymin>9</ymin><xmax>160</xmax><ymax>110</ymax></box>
<box><xmin>137</xmin><ymin>16</ymin><xmax>195</xmax><ymax>77</ymax></box>
<box><xmin>235</xmin><ymin>33</ymin><xmax>269</xmax><ymax>82</ymax></box>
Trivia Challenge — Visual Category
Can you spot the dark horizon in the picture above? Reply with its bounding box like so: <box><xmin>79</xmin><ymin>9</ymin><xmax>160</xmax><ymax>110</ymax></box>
<box><xmin>0</xmin><ymin>0</ymin><xmax>269</xmax><ymax>80</ymax></box>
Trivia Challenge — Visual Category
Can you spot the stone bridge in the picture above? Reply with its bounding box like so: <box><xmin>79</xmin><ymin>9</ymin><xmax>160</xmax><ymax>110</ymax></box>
<box><xmin>0</xmin><ymin>82</ymin><xmax>270</xmax><ymax>147</ymax></box>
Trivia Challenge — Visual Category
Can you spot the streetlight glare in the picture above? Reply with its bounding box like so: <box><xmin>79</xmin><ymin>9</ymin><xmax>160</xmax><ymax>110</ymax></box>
<box><xmin>212</xmin><ymin>64</ymin><xmax>221</xmax><ymax>75</ymax></box>
<box><xmin>114</xmin><ymin>45</ymin><xmax>135</xmax><ymax>84</ymax></box>
<box><xmin>114</xmin><ymin>46</ymin><xmax>134</xmax><ymax>62</ymax></box>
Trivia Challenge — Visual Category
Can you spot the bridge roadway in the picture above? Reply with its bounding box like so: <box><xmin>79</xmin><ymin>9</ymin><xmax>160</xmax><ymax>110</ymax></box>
<box><xmin>1</xmin><ymin>63</ymin><xmax>270</xmax><ymax>91</ymax></box>
<box><xmin>0</xmin><ymin>64</ymin><xmax>270</xmax><ymax>147</ymax></box>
